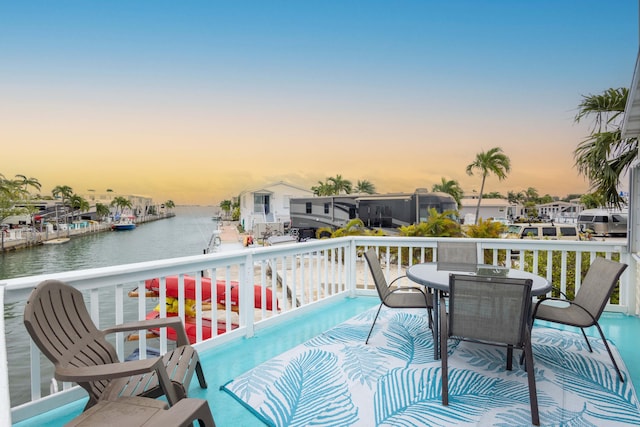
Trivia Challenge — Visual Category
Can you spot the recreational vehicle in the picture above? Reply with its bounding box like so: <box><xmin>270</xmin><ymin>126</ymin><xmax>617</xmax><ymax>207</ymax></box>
<box><xmin>577</xmin><ymin>208</ymin><xmax>628</xmax><ymax>237</ymax></box>
<box><xmin>289</xmin><ymin>190</ymin><xmax>457</xmax><ymax>237</ymax></box>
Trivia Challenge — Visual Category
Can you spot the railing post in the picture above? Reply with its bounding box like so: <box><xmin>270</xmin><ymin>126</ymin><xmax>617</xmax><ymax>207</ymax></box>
<box><xmin>0</xmin><ymin>287</ymin><xmax>12</xmax><ymax>426</ymax></box>
<box><xmin>242</xmin><ymin>252</ymin><xmax>255</xmax><ymax>338</ymax></box>
<box><xmin>348</xmin><ymin>238</ymin><xmax>357</xmax><ymax>297</ymax></box>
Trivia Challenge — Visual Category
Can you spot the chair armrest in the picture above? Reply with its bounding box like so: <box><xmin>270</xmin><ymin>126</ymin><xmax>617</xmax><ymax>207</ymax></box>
<box><xmin>532</xmin><ymin>297</ymin><xmax>597</xmax><ymax>324</ymax></box>
<box><xmin>56</xmin><ymin>357</ymin><xmax>162</xmax><ymax>382</ymax></box>
<box><xmin>103</xmin><ymin>317</ymin><xmax>190</xmax><ymax>347</ymax></box>
<box><xmin>56</xmin><ymin>356</ymin><xmax>180</xmax><ymax>405</ymax></box>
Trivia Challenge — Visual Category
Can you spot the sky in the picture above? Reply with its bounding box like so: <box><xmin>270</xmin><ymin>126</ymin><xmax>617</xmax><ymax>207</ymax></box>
<box><xmin>1</xmin><ymin>1</ymin><xmax>638</xmax><ymax>206</ymax></box>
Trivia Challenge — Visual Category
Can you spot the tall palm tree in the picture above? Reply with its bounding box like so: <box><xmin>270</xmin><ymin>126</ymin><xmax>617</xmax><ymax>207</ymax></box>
<box><xmin>574</xmin><ymin>87</ymin><xmax>638</xmax><ymax>208</ymax></box>
<box><xmin>354</xmin><ymin>180</ymin><xmax>376</xmax><ymax>194</ymax></box>
<box><xmin>70</xmin><ymin>194</ymin><xmax>90</xmax><ymax>221</ymax></box>
<box><xmin>432</xmin><ymin>177</ymin><xmax>463</xmax><ymax>207</ymax></box>
<box><xmin>466</xmin><ymin>147</ymin><xmax>511</xmax><ymax>224</ymax></box>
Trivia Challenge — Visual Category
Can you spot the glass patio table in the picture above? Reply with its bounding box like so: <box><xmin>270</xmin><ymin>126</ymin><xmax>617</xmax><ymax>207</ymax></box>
<box><xmin>406</xmin><ymin>262</ymin><xmax>552</xmax><ymax>360</ymax></box>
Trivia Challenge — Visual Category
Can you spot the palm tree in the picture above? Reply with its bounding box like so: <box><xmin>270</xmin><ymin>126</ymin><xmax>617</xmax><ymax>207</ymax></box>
<box><xmin>95</xmin><ymin>203</ymin><xmax>111</xmax><ymax>221</ymax></box>
<box><xmin>70</xmin><ymin>194</ymin><xmax>90</xmax><ymax>221</ymax></box>
<box><xmin>354</xmin><ymin>180</ymin><xmax>376</xmax><ymax>194</ymax></box>
<box><xmin>219</xmin><ymin>199</ymin><xmax>232</xmax><ymax>218</ymax></box>
<box><xmin>466</xmin><ymin>147</ymin><xmax>511</xmax><ymax>225</ymax></box>
<box><xmin>574</xmin><ymin>87</ymin><xmax>638</xmax><ymax>208</ymax></box>
<box><xmin>110</xmin><ymin>196</ymin><xmax>132</xmax><ymax>216</ymax></box>
<box><xmin>311</xmin><ymin>181</ymin><xmax>334</xmax><ymax>196</ymax></box>
<box><xmin>14</xmin><ymin>174</ymin><xmax>41</xmax><ymax>195</ymax></box>
<box><xmin>164</xmin><ymin>200</ymin><xmax>175</xmax><ymax>211</ymax></box>
<box><xmin>328</xmin><ymin>175</ymin><xmax>352</xmax><ymax>195</ymax></box>
<box><xmin>52</xmin><ymin>185</ymin><xmax>74</xmax><ymax>223</ymax></box>
<box><xmin>432</xmin><ymin>177</ymin><xmax>463</xmax><ymax>207</ymax></box>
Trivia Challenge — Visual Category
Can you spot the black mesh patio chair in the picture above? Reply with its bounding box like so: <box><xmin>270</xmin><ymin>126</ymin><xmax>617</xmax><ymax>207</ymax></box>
<box><xmin>364</xmin><ymin>248</ymin><xmax>433</xmax><ymax>344</ymax></box>
<box><xmin>532</xmin><ymin>257</ymin><xmax>628</xmax><ymax>382</ymax></box>
<box><xmin>23</xmin><ymin>279</ymin><xmax>208</xmax><ymax>411</ymax></box>
<box><xmin>441</xmin><ymin>274</ymin><xmax>539</xmax><ymax>426</ymax></box>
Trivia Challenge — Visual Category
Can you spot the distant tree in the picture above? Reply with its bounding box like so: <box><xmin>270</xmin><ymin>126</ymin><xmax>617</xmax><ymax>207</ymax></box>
<box><xmin>432</xmin><ymin>177</ymin><xmax>463</xmax><ymax>207</ymax></box>
<box><xmin>14</xmin><ymin>174</ymin><xmax>41</xmax><ymax>195</ymax></box>
<box><xmin>311</xmin><ymin>180</ymin><xmax>334</xmax><ymax>196</ymax></box>
<box><xmin>581</xmin><ymin>192</ymin><xmax>606</xmax><ymax>209</ymax></box>
<box><xmin>95</xmin><ymin>203</ymin><xmax>111</xmax><ymax>220</ymax></box>
<box><xmin>328</xmin><ymin>174</ymin><xmax>352</xmax><ymax>195</ymax></box>
<box><xmin>110</xmin><ymin>196</ymin><xmax>132</xmax><ymax>216</ymax></box>
<box><xmin>354</xmin><ymin>179</ymin><xmax>376</xmax><ymax>194</ymax></box>
<box><xmin>508</xmin><ymin>190</ymin><xmax>525</xmax><ymax>205</ymax></box>
<box><xmin>483</xmin><ymin>192</ymin><xmax>504</xmax><ymax>199</ymax></box>
<box><xmin>574</xmin><ymin>87</ymin><xmax>637</xmax><ymax>208</ymax></box>
<box><xmin>70</xmin><ymin>194</ymin><xmax>90</xmax><ymax>221</ymax></box>
<box><xmin>466</xmin><ymin>147</ymin><xmax>511</xmax><ymax>225</ymax></box>
<box><xmin>164</xmin><ymin>200</ymin><xmax>175</xmax><ymax>210</ymax></box>
<box><xmin>524</xmin><ymin>187</ymin><xmax>539</xmax><ymax>202</ymax></box>
<box><xmin>219</xmin><ymin>199</ymin><xmax>232</xmax><ymax>217</ymax></box>
<box><xmin>52</xmin><ymin>185</ymin><xmax>74</xmax><ymax>223</ymax></box>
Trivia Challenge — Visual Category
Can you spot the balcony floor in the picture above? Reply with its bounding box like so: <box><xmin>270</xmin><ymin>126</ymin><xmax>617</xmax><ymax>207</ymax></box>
<box><xmin>14</xmin><ymin>296</ymin><xmax>640</xmax><ymax>427</ymax></box>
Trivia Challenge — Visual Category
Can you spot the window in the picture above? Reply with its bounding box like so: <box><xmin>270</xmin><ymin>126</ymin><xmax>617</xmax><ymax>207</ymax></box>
<box><xmin>305</xmin><ymin>202</ymin><xmax>312</xmax><ymax>214</ymax></box>
<box><xmin>522</xmin><ymin>227</ymin><xmax>538</xmax><ymax>237</ymax></box>
<box><xmin>560</xmin><ymin>227</ymin><xmax>577</xmax><ymax>236</ymax></box>
<box><xmin>324</xmin><ymin>203</ymin><xmax>330</xmax><ymax>214</ymax></box>
<box><xmin>542</xmin><ymin>227</ymin><xmax>557</xmax><ymax>237</ymax></box>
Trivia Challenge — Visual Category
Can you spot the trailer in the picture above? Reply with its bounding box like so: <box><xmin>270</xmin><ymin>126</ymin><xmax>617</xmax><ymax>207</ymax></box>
<box><xmin>289</xmin><ymin>190</ymin><xmax>457</xmax><ymax>237</ymax></box>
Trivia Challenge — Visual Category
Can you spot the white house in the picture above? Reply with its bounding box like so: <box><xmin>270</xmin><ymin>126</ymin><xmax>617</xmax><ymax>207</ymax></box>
<box><xmin>238</xmin><ymin>181</ymin><xmax>314</xmax><ymax>236</ymax></box>
<box><xmin>459</xmin><ymin>197</ymin><xmax>512</xmax><ymax>224</ymax></box>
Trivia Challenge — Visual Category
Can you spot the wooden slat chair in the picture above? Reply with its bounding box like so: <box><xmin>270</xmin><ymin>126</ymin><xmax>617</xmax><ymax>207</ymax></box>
<box><xmin>23</xmin><ymin>279</ymin><xmax>208</xmax><ymax>411</ymax></box>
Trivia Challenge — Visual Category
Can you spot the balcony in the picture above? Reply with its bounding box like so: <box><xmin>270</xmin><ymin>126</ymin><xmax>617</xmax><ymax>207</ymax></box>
<box><xmin>2</xmin><ymin>236</ymin><xmax>638</xmax><ymax>426</ymax></box>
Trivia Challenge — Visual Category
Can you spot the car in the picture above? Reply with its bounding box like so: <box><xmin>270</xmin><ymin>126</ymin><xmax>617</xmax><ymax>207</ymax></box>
<box><xmin>502</xmin><ymin>223</ymin><xmax>581</xmax><ymax>240</ymax></box>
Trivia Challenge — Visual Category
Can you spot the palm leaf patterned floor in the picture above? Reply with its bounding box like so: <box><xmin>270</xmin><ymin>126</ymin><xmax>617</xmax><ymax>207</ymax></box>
<box><xmin>222</xmin><ymin>307</ymin><xmax>640</xmax><ymax>426</ymax></box>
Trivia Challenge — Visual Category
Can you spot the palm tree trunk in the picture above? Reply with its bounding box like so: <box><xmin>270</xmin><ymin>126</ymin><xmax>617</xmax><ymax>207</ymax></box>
<box><xmin>474</xmin><ymin>174</ymin><xmax>487</xmax><ymax>225</ymax></box>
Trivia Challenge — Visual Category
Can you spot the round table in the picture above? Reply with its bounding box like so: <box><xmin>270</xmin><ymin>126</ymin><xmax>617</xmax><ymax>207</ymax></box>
<box><xmin>406</xmin><ymin>262</ymin><xmax>551</xmax><ymax>359</ymax></box>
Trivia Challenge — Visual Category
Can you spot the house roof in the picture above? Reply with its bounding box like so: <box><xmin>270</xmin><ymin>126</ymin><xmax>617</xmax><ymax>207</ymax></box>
<box><xmin>460</xmin><ymin>198</ymin><xmax>510</xmax><ymax>208</ymax></box>
<box><xmin>622</xmin><ymin>52</ymin><xmax>640</xmax><ymax>139</ymax></box>
<box><xmin>239</xmin><ymin>181</ymin><xmax>314</xmax><ymax>196</ymax></box>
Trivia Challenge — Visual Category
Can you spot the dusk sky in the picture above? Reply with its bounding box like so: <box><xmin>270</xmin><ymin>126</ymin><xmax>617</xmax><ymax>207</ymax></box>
<box><xmin>2</xmin><ymin>1</ymin><xmax>638</xmax><ymax>205</ymax></box>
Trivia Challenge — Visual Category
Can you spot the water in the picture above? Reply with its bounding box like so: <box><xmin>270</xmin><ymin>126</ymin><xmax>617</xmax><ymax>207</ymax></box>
<box><xmin>1</xmin><ymin>206</ymin><xmax>219</xmax><ymax>407</ymax></box>
<box><xmin>0</xmin><ymin>206</ymin><xmax>218</xmax><ymax>280</ymax></box>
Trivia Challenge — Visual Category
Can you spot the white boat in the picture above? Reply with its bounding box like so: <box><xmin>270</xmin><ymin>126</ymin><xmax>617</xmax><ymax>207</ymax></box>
<box><xmin>42</xmin><ymin>237</ymin><xmax>70</xmax><ymax>244</ymax></box>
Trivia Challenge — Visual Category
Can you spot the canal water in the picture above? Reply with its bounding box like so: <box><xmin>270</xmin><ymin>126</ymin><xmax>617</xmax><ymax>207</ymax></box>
<box><xmin>1</xmin><ymin>206</ymin><xmax>220</xmax><ymax>408</ymax></box>
<box><xmin>0</xmin><ymin>206</ymin><xmax>218</xmax><ymax>281</ymax></box>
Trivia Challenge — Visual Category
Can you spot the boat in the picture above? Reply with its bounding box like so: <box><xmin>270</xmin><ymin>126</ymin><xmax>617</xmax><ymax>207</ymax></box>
<box><xmin>111</xmin><ymin>217</ymin><xmax>136</xmax><ymax>231</ymax></box>
<box><xmin>42</xmin><ymin>237</ymin><xmax>70</xmax><ymax>245</ymax></box>
<box><xmin>130</xmin><ymin>275</ymin><xmax>279</xmax><ymax>343</ymax></box>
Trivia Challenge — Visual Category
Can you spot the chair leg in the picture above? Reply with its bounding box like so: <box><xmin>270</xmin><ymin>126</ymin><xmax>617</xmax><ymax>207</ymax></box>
<box><xmin>523</xmin><ymin>339</ymin><xmax>540</xmax><ymax>426</ymax></box>
<box><xmin>580</xmin><ymin>328</ymin><xmax>594</xmax><ymax>353</ymax></box>
<box><xmin>593</xmin><ymin>322</ymin><xmax>624</xmax><ymax>382</ymax></box>
<box><xmin>440</xmin><ymin>298</ymin><xmax>449</xmax><ymax>406</ymax></box>
<box><xmin>196</xmin><ymin>361</ymin><xmax>208</xmax><ymax>388</ymax></box>
<box><xmin>506</xmin><ymin>346</ymin><xmax>513</xmax><ymax>371</ymax></box>
<box><xmin>365</xmin><ymin>303</ymin><xmax>384</xmax><ymax>344</ymax></box>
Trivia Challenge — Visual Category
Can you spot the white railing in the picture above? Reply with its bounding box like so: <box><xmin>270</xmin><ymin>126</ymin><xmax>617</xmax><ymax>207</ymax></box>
<box><xmin>0</xmin><ymin>236</ymin><xmax>633</xmax><ymax>425</ymax></box>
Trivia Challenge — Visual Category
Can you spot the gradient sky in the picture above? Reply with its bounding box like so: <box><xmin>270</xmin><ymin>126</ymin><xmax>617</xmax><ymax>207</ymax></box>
<box><xmin>2</xmin><ymin>1</ymin><xmax>638</xmax><ymax>205</ymax></box>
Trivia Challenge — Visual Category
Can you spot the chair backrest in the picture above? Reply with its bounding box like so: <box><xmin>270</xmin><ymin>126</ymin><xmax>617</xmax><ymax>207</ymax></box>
<box><xmin>364</xmin><ymin>248</ymin><xmax>390</xmax><ymax>300</ymax></box>
<box><xmin>437</xmin><ymin>241</ymin><xmax>478</xmax><ymax>265</ymax></box>
<box><xmin>448</xmin><ymin>274</ymin><xmax>532</xmax><ymax>346</ymax></box>
<box><xmin>574</xmin><ymin>257</ymin><xmax>628</xmax><ymax>320</ymax></box>
<box><xmin>23</xmin><ymin>279</ymin><xmax>119</xmax><ymax>400</ymax></box>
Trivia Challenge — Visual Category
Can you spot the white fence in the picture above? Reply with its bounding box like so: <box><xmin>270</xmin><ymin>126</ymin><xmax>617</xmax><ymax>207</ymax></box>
<box><xmin>1</xmin><ymin>236</ymin><xmax>633</xmax><ymax>424</ymax></box>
